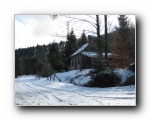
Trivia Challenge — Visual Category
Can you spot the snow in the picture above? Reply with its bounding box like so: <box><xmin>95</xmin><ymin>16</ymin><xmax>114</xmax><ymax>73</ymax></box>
<box><xmin>114</xmin><ymin>68</ymin><xmax>135</xmax><ymax>84</ymax></box>
<box><xmin>70</xmin><ymin>43</ymin><xmax>88</xmax><ymax>57</ymax></box>
<box><xmin>70</xmin><ymin>42</ymin><xmax>114</xmax><ymax>58</ymax></box>
<box><xmin>81</xmin><ymin>51</ymin><xmax>98</xmax><ymax>58</ymax></box>
<box><xmin>15</xmin><ymin>69</ymin><xmax>135</xmax><ymax>106</ymax></box>
<box><xmin>102</xmin><ymin>52</ymin><xmax>114</xmax><ymax>58</ymax></box>
<box><xmin>81</xmin><ymin>51</ymin><xmax>114</xmax><ymax>58</ymax></box>
<box><xmin>51</xmin><ymin>69</ymin><xmax>92</xmax><ymax>86</ymax></box>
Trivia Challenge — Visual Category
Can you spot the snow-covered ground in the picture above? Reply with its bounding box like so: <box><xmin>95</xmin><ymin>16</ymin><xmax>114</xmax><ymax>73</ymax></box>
<box><xmin>15</xmin><ymin>69</ymin><xmax>135</xmax><ymax>106</ymax></box>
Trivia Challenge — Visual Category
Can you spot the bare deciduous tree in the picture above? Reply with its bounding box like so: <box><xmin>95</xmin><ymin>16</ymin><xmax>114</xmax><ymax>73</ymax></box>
<box><xmin>112</xmin><ymin>37</ymin><xmax>131</xmax><ymax>68</ymax></box>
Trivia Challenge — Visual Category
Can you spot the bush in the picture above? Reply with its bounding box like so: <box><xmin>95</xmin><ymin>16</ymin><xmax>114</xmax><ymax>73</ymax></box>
<box><xmin>87</xmin><ymin>70</ymin><xmax>121</xmax><ymax>87</ymax></box>
<box><xmin>127</xmin><ymin>63</ymin><xmax>135</xmax><ymax>72</ymax></box>
<box><xmin>123</xmin><ymin>75</ymin><xmax>135</xmax><ymax>86</ymax></box>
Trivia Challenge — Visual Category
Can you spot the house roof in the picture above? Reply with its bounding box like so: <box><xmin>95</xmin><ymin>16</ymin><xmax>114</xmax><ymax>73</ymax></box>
<box><xmin>70</xmin><ymin>41</ymin><xmax>114</xmax><ymax>58</ymax></box>
<box><xmin>70</xmin><ymin>43</ymin><xmax>89</xmax><ymax>57</ymax></box>
<box><xmin>81</xmin><ymin>51</ymin><xmax>98</xmax><ymax>58</ymax></box>
<box><xmin>81</xmin><ymin>51</ymin><xmax>114</xmax><ymax>58</ymax></box>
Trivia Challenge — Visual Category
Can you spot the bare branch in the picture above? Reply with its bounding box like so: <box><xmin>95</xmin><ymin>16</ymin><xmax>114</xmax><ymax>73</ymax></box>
<box><xmin>49</xmin><ymin>15</ymin><xmax>58</xmax><ymax>20</ymax></box>
<box><xmin>65</xmin><ymin>15</ymin><xmax>97</xmax><ymax>29</ymax></box>
<box><xmin>87</xmin><ymin>15</ymin><xmax>96</xmax><ymax>21</ymax></box>
<box><xmin>83</xmin><ymin>30</ymin><xmax>97</xmax><ymax>36</ymax></box>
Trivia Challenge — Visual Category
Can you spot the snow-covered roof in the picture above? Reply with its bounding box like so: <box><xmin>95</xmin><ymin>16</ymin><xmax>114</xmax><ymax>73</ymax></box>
<box><xmin>70</xmin><ymin>42</ymin><xmax>114</xmax><ymax>59</ymax></box>
<box><xmin>81</xmin><ymin>51</ymin><xmax>114</xmax><ymax>58</ymax></box>
<box><xmin>81</xmin><ymin>51</ymin><xmax>98</xmax><ymax>58</ymax></box>
<box><xmin>102</xmin><ymin>53</ymin><xmax>114</xmax><ymax>58</ymax></box>
<box><xmin>70</xmin><ymin>43</ymin><xmax>88</xmax><ymax>57</ymax></box>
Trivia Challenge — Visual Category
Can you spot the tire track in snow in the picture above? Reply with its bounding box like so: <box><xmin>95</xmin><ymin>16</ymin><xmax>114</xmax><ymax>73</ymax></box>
<box><xmin>15</xmin><ymin>82</ymin><xmax>51</xmax><ymax>105</ymax></box>
<box><xmin>16</xmin><ymin>80</ymin><xmax>103</xmax><ymax>105</ymax></box>
<box><xmin>16</xmin><ymin>81</ymin><xmax>70</xmax><ymax>105</ymax></box>
<box><xmin>30</xmin><ymin>82</ymin><xmax>104</xmax><ymax>105</ymax></box>
<box><xmin>16</xmin><ymin>81</ymin><xmax>102</xmax><ymax>105</ymax></box>
<box><xmin>15</xmin><ymin>78</ymin><xmax>135</xmax><ymax>106</ymax></box>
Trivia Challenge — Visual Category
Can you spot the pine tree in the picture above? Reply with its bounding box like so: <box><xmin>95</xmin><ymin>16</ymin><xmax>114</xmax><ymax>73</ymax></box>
<box><xmin>64</xmin><ymin>29</ymin><xmax>78</xmax><ymax>68</ymax></box>
<box><xmin>116</xmin><ymin>15</ymin><xmax>130</xmax><ymax>42</ymax></box>
<box><xmin>49</xmin><ymin>42</ymin><xmax>64</xmax><ymax>71</ymax></box>
<box><xmin>35</xmin><ymin>44</ymin><xmax>50</xmax><ymax>80</ymax></box>
<box><xmin>64</xmin><ymin>29</ymin><xmax>78</xmax><ymax>58</ymax></box>
<box><xmin>78</xmin><ymin>31</ymin><xmax>87</xmax><ymax>47</ymax></box>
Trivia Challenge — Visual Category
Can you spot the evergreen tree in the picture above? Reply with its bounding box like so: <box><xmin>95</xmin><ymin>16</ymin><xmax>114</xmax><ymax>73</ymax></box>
<box><xmin>59</xmin><ymin>41</ymin><xmax>65</xmax><ymax>52</ymax></box>
<box><xmin>78</xmin><ymin>31</ymin><xmax>87</xmax><ymax>47</ymax></box>
<box><xmin>93</xmin><ymin>15</ymin><xmax>106</xmax><ymax>72</ymax></box>
<box><xmin>49</xmin><ymin>42</ymin><xmax>64</xmax><ymax>71</ymax></box>
<box><xmin>64</xmin><ymin>29</ymin><xmax>78</xmax><ymax>69</ymax></box>
<box><xmin>35</xmin><ymin>44</ymin><xmax>50</xmax><ymax>80</ymax></box>
<box><xmin>64</xmin><ymin>29</ymin><xmax>78</xmax><ymax>58</ymax></box>
<box><xmin>116</xmin><ymin>15</ymin><xmax>130</xmax><ymax>42</ymax></box>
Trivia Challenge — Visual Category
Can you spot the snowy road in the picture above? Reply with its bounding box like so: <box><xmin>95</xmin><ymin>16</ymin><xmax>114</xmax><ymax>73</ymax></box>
<box><xmin>15</xmin><ymin>76</ymin><xmax>135</xmax><ymax>106</ymax></box>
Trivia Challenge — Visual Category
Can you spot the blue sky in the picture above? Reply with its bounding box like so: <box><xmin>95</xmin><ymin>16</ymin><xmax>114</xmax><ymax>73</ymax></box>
<box><xmin>15</xmin><ymin>15</ymin><xmax>135</xmax><ymax>49</ymax></box>
<box><xmin>15</xmin><ymin>16</ymin><xmax>26</xmax><ymax>25</ymax></box>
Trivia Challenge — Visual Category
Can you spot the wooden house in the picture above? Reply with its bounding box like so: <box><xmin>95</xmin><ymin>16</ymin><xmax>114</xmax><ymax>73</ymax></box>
<box><xmin>69</xmin><ymin>40</ymin><xmax>114</xmax><ymax>70</ymax></box>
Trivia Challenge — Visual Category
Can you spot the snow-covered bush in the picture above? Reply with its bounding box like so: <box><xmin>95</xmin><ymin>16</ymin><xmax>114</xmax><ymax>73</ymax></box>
<box><xmin>114</xmin><ymin>68</ymin><xmax>135</xmax><ymax>85</ymax></box>
<box><xmin>87</xmin><ymin>70</ymin><xmax>121</xmax><ymax>87</ymax></box>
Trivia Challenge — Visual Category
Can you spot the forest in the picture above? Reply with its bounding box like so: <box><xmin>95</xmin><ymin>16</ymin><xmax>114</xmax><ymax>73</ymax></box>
<box><xmin>15</xmin><ymin>15</ymin><xmax>135</xmax><ymax>82</ymax></box>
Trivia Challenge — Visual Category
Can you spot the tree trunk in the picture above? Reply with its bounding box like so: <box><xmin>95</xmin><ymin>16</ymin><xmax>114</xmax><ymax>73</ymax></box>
<box><xmin>104</xmin><ymin>15</ymin><xmax>108</xmax><ymax>66</ymax></box>
<box><xmin>96</xmin><ymin>15</ymin><xmax>102</xmax><ymax>58</ymax></box>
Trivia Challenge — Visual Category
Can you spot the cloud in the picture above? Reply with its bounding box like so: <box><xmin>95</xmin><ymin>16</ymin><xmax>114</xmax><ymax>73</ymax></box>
<box><xmin>15</xmin><ymin>15</ymin><xmax>135</xmax><ymax>49</ymax></box>
<box><xmin>15</xmin><ymin>15</ymin><xmax>63</xmax><ymax>49</ymax></box>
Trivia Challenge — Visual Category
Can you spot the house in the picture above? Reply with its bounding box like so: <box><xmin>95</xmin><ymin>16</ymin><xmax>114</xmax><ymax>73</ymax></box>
<box><xmin>69</xmin><ymin>40</ymin><xmax>115</xmax><ymax>70</ymax></box>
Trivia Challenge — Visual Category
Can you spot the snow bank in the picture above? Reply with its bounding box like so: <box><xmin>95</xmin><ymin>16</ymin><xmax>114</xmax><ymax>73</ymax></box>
<box><xmin>15</xmin><ymin>69</ymin><xmax>92</xmax><ymax>86</ymax></box>
<box><xmin>114</xmin><ymin>68</ymin><xmax>135</xmax><ymax>84</ymax></box>
<box><xmin>16</xmin><ymin>75</ymin><xmax>37</xmax><ymax>80</ymax></box>
<box><xmin>15</xmin><ymin>68</ymin><xmax>135</xmax><ymax>87</ymax></box>
<box><xmin>71</xmin><ymin>74</ymin><xmax>91</xmax><ymax>86</ymax></box>
<box><xmin>53</xmin><ymin>69</ymin><xmax>92</xmax><ymax>86</ymax></box>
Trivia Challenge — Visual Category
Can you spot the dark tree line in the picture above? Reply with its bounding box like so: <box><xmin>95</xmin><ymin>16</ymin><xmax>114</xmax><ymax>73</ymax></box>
<box><xmin>15</xmin><ymin>43</ymin><xmax>65</xmax><ymax>78</ymax></box>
